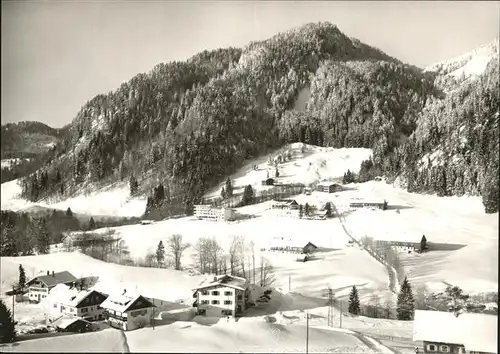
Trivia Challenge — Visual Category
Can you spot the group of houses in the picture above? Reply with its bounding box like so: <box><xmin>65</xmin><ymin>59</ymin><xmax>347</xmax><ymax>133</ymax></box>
<box><xmin>21</xmin><ymin>269</ymin><xmax>255</xmax><ymax>332</ymax></box>
<box><xmin>22</xmin><ymin>270</ymin><xmax>156</xmax><ymax>332</ymax></box>
<box><xmin>17</xmin><ymin>268</ymin><xmax>499</xmax><ymax>351</ymax></box>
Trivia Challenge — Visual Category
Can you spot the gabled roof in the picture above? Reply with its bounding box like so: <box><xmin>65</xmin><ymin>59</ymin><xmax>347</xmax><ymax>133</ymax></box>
<box><xmin>27</xmin><ymin>271</ymin><xmax>77</xmax><ymax>288</ymax></box>
<box><xmin>52</xmin><ymin>316</ymin><xmax>91</xmax><ymax>330</ymax></box>
<box><xmin>44</xmin><ymin>284</ymin><xmax>107</xmax><ymax>308</ymax></box>
<box><xmin>193</xmin><ymin>274</ymin><xmax>248</xmax><ymax>292</ymax></box>
<box><xmin>100</xmin><ymin>293</ymin><xmax>155</xmax><ymax>313</ymax></box>
<box><xmin>304</xmin><ymin>242</ymin><xmax>317</xmax><ymax>249</ymax></box>
<box><xmin>413</xmin><ymin>310</ymin><xmax>497</xmax><ymax>353</ymax></box>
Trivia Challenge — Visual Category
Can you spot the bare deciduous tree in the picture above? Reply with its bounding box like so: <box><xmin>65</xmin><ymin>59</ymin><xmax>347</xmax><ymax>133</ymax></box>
<box><xmin>239</xmin><ymin>236</ymin><xmax>247</xmax><ymax>278</ymax></box>
<box><xmin>259</xmin><ymin>256</ymin><xmax>276</xmax><ymax>288</ymax></box>
<box><xmin>193</xmin><ymin>236</ymin><xmax>223</xmax><ymax>275</ymax></box>
<box><xmin>228</xmin><ymin>236</ymin><xmax>242</xmax><ymax>275</ymax></box>
<box><xmin>167</xmin><ymin>234</ymin><xmax>190</xmax><ymax>270</ymax></box>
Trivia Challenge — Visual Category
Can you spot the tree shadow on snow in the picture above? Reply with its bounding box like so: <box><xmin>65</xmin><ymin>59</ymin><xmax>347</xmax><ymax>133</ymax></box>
<box><xmin>427</xmin><ymin>242</ymin><xmax>467</xmax><ymax>251</ymax></box>
<box><xmin>385</xmin><ymin>205</ymin><xmax>414</xmax><ymax>211</ymax></box>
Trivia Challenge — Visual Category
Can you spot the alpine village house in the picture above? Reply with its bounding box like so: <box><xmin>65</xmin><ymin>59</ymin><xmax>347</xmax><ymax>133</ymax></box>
<box><xmin>26</xmin><ymin>271</ymin><xmax>78</xmax><ymax>303</ymax></box>
<box><xmin>99</xmin><ymin>290</ymin><xmax>156</xmax><ymax>331</ymax></box>
<box><xmin>45</xmin><ymin>284</ymin><xmax>109</xmax><ymax>323</ymax></box>
<box><xmin>193</xmin><ymin>275</ymin><xmax>250</xmax><ymax>318</ymax></box>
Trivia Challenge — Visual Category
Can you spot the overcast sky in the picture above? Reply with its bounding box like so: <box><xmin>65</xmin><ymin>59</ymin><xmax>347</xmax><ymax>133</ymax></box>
<box><xmin>2</xmin><ymin>1</ymin><xmax>499</xmax><ymax>128</ymax></box>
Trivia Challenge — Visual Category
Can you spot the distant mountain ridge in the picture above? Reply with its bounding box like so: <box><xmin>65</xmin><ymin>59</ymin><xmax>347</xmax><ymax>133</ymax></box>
<box><xmin>425</xmin><ymin>39</ymin><xmax>499</xmax><ymax>91</ymax></box>
<box><xmin>4</xmin><ymin>22</ymin><xmax>498</xmax><ymax>214</ymax></box>
<box><xmin>1</xmin><ymin>121</ymin><xmax>68</xmax><ymax>159</ymax></box>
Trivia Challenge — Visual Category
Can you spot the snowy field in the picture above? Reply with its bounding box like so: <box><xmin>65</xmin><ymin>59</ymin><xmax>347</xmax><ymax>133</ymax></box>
<box><xmin>0</xmin><ymin>316</ymin><xmax>401</xmax><ymax>353</ymax></box>
<box><xmin>83</xmin><ymin>176</ymin><xmax>498</xmax><ymax>296</ymax></box>
<box><xmin>0</xmin><ymin>252</ymin><xmax>410</xmax><ymax>353</ymax></box>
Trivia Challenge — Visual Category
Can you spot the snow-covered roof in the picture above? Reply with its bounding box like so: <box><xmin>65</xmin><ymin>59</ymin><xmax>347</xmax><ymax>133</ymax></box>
<box><xmin>27</xmin><ymin>271</ymin><xmax>77</xmax><ymax>287</ymax></box>
<box><xmin>193</xmin><ymin>274</ymin><xmax>248</xmax><ymax>292</ymax></box>
<box><xmin>45</xmin><ymin>284</ymin><xmax>103</xmax><ymax>308</ymax></box>
<box><xmin>52</xmin><ymin>316</ymin><xmax>90</xmax><ymax>330</ymax></box>
<box><xmin>413</xmin><ymin>310</ymin><xmax>497</xmax><ymax>353</ymax></box>
<box><xmin>100</xmin><ymin>292</ymin><xmax>155</xmax><ymax>313</ymax></box>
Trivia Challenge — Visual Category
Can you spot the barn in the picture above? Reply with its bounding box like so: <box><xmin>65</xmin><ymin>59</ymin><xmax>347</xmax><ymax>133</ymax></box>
<box><xmin>316</xmin><ymin>182</ymin><xmax>341</xmax><ymax>193</ymax></box>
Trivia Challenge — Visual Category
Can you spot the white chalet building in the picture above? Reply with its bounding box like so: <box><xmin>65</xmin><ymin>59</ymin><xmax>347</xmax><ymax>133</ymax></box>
<box><xmin>193</xmin><ymin>275</ymin><xmax>250</xmax><ymax>318</ymax></box>
<box><xmin>100</xmin><ymin>291</ymin><xmax>156</xmax><ymax>331</ymax></box>
<box><xmin>194</xmin><ymin>205</ymin><xmax>235</xmax><ymax>221</ymax></box>
<box><xmin>44</xmin><ymin>284</ymin><xmax>108</xmax><ymax>324</ymax></box>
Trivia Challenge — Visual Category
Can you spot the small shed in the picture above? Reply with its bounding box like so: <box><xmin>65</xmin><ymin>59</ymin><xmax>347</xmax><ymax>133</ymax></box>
<box><xmin>303</xmin><ymin>242</ymin><xmax>318</xmax><ymax>254</ymax></box>
<box><xmin>262</xmin><ymin>178</ymin><xmax>275</xmax><ymax>186</ymax></box>
<box><xmin>53</xmin><ymin>316</ymin><xmax>92</xmax><ymax>333</ymax></box>
<box><xmin>316</xmin><ymin>182</ymin><xmax>341</xmax><ymax>193</ymax></box>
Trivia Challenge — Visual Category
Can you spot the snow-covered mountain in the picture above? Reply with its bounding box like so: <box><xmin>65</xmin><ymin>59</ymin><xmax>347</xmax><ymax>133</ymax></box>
<box><xmin>425</xmin><ymin>39</ymin><xmax>499</xmax><ymax>79</ymax></box>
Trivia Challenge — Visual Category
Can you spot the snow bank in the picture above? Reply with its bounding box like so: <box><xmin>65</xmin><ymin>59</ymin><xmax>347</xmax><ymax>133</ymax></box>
<box><xmin>0</xmin><ymin>329</ymin><xmax>128</xmax><ymax>352</ymax></box>
<box><xmin>125</xmin><ymin>320</ymin><xmax>371</xmax><ymax>353</ymax></box>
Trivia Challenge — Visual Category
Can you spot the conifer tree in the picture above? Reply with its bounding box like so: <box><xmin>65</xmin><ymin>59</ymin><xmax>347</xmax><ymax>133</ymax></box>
<box><xmin>129</xmin><ymin>176</ymin><xmax>139</xmax><ymax>196</ymax></box>
<box><xmin>88</xmin><ymin>217</ymin><xmax>96</xmax><ymax>231</ymax></box>
<box><xmin>225</xmin><ymin>178</ymin><xmax>233</xmax><ymax>197</ymax></box>
<box><xmin>242</xmin><ymin>185</ymin><xmax>254</xmax><ymax>206</ymax></box>
<box><xmin>420</xmin><ymin>235</ymin><xmax>427</xmax><ymax>252</ymax></box>
<box><xmin>0</xmin><ymin>299</ymin><xmax>16</xmax><ymax>343</ymax></box>
<box><xmin>35</xmin><ymin>218</ymin><xmax>50</xmax><ymax>255</ymax></box>
<box><xmin>325</xmin><ymin>202</ymin><xmax>332</xmax><ymax>218</ymax></box>
<box><xmin>156</xmin><ymin>241</ymin><xmax>165</xmax><ymax>266</ymax></box>
<box><xmin>348</xmin><ymin>285</ymin><xmax>361</xmax><ymax>315</ymax></box>
<box><xmin>396</xmin><ymin>276</ymin><xmax>415</xmax><ymax>320</ymax></box>
<box><xmin>18</xmin><ymin>265</ymin><xmax>26</xmax><ymax>290</ymax></box>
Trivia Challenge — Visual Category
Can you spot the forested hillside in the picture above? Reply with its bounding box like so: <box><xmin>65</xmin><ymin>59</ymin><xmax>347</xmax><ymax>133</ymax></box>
<box><xmin>0</xmin><ymin>121</ymin><xmax>69</xmax><ymax>183</ymax></box>
<box><xmin>13</xmin><ymin>22</ymin><xmax>499</xmax><ymax>215</ymax></box>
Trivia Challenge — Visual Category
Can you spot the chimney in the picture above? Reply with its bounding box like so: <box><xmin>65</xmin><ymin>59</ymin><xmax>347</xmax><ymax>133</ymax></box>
<box><xmin>47</xmin><ymin>270</ymin><xmax>50</xmax><ymax>276</ymax></box>
<box><xmin>52</xmin><ymin>271</ymin><xmax>55</xmax><ymax>277</ymax></box>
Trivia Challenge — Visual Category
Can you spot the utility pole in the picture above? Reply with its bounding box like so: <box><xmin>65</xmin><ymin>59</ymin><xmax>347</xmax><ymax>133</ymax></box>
<box><xmin>12</xmin><ymin>287</ymin><xmax>15</xmax><ymax>323</ymax></box>
<box><xmin>306</xmin><ymin>311</ymin><xmax>309</xmax><ymax>354</ymax></box>
<box><xmin>339</xmin><ymin>300</ymin><xmax>343</xmax><ymax>329</ymax></box>
<box><xmin>327</xmin><ymin>288</ymin><xmax>334</xmax><ymax>327</ymax></box>
<box><xmin>152</xmin><ymin>297</ymin><xmax>155</xmax><ymax>330</ymax></box>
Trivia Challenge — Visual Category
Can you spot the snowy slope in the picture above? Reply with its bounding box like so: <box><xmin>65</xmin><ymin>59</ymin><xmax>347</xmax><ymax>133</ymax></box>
<box><xmin>0</xmin><ymin>179</ymin><xmax>146</xmax><ymax>218</ymax></box>
<box><xmin>425</xmin><ymin>39</ymin><xmax>499</xmax><ymax>79</ymax></box>
<box><xmin>204</xmin><ymin>143</ymin><xmax>372</xmax><ymax>198</ymax></box>
<box><xmin>0</xmin><ymin>143</ymin><xmax>368</xmax><ymax>217</ymax></box>
<box><xmin>126</xmin><ymin>320</ymin><xmax>372</xmax><ymax>353</ymax></box>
